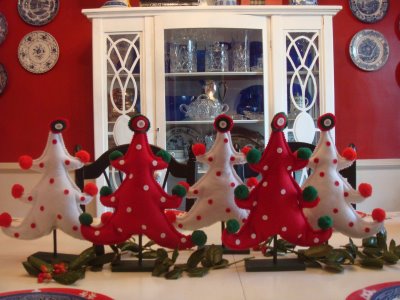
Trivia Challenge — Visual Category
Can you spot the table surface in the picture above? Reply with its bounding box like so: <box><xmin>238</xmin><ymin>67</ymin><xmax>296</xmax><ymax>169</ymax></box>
<box><xmin>0</xmin><ymin>213</ymin><xmax>399</xmax><ymax>300</ymax></box>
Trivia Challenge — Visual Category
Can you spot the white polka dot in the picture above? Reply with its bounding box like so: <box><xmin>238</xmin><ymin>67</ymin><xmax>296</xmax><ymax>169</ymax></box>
<box><xmin>324</xmin><ymin>119</ymin><xmax>332</xmax><ymax>127</ymax></box>
<box><xmin>263</xmin><ymin>165</ymin><xmax>269</xmax><ymax>171</ymax></box>
<box><xmin>220</xmin><ymin>121</ymin><xmax>228</xmax><ymax>128</ymax></box>
<box><xmin>287</xmin><ymin>166</ymin><xmax>292</xmax><ymax>171</ymax></box>
<box><xmin>181</xmin><ymin>237</ymin><xmax>187</xmax><ymax>243</ymax></box>
<box><xmin>277</xmin><ymin>117</ymin><xmax>285</xmax><ymax>126</ymax></box>
<box><xmin>297</xmin><ymin>234</ymin><xmax>302</xmax><ymax>239</ymax></box>
<box><xmin>262</xmin><ymin>181</ymin><xmax>268</xmax><ymax>187</ymax></box>
<box><xmin>281</xmin><ymin>227</ymin><xmax>287</xmax><ymax>232</ymax></box>
<box><xmin>160</xmin><ymin>196</ymin><xmax>166</xmax><ymax>203</ymax></box>
<box><xmin>160</xmin><ymin>233</ymin><xmax>166</xmax><ymax>239</ymax></box>
<box><xmin>280</xmin><ymin>189</ymin><xmax>286</xmax><ymax>195</ymax></box>
<box><xmin>128</xmin><ymin>174</ymin><xmax>134</xmax><ymax>179</ymax></box>
<box><xmin>235</xmin><ymin>239</ymin><xmax>241</xmax><ymax>245</ymax></box>
<box><xmin>141</xmin><ymin>225</ymin><xmax>147</xmax><ymax>230</ymax></box>
<box><xmin>126</xmin><ymin>207</ymin><xmax>132</xmax><ymax>213</ymax></box>
<box><xmin>262</xmin><ymin>215</ymin><xmax>268</xmax><ymax>221</ymax></box>
<box><xmin>143</xmin><ymin>185</ymin><xmax>149</xmax><ymax>191</ymax></box>
<box><xmin>252</xmin><ymin>201</ymin><xmax>257</xmax><ymax>207</ymax></box>
<box><xmin>314</xmin><ymin>238</ymin><xmax>319</xmax><ymax>243</ymax></box>
<box><xmin>94</xmin><ymin>230</ymin><xmax>100</xmax><ymax>236</ymax></box>
<box><xmin>117</xmin><ymin>227</ymin><xmax>123</xmax><ymax>233</ymax></box>
<box><xmin>136</xmin><ymin>144</ymin><xmax>142</xmax><ymax>150</ymax></box>
<box><xmin>110</xmin><ymin>196</ymin><xmax>116</xmax><ymax>202</ymax></box>
<box><xmin>152</xmin><ymin>160</ymin><xmax>158</xmax><ymax>166</ymax></box>
<box><xmin>277</xmin><ymin>147</ymin><xmax>283</xmax><ymax>154</ymax></box>
<box><xmin>119</xmin><ymin>160</ymin><xmax>125</xmax><ymax>165</ymax></box>
<box><xmin>251</xmin><ymin>233</ymin><xmax>256</xmax><ymax>239</ymax></box>
<box><xmin>137</xmin><ymin>120</ymin><xmax>146</xmax><ymax>128</ymax></box>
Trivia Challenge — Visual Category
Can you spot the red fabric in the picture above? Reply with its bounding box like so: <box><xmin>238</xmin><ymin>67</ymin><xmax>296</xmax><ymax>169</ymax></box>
<box><xmin>222</xmin><ymin>118</ymin><xmax>332</xmax><ymax>249</ymax></box>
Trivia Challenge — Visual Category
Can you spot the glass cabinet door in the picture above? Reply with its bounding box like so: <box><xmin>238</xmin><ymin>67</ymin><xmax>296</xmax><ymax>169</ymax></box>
<box><xmin>162</xmin><ymin>27</ymin><xmax>265</xmax><ymax>165</ymax></box>
<box><xmin>106</xmin><ymin>33</ymin><xmax>141</xmax><ymax>149</ymax></box>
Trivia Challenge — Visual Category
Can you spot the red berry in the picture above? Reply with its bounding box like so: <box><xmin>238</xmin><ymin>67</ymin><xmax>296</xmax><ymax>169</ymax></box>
<box><xmin>0</xmin><ymin>213</ymin><xmax>12</xmax><ymax>228</ymax></box>
<box><xmin>372</xmin><ymin>208</ymin><xmax>386</xmax><ymax>222</ymax></box>
<box><xmin>11</xmin><ymin>184</ymin><xmax>24</xmax><ymax>198</ymax></box>
<box><xmin>84</xmin><ymin>182</ymin><xmax>98</xmax><ymax>196</ymax></box>
<box><xmin>76</xmin><ymin>150</ymin><xmax>91</xmax><ymax>163</ymax></box>
<box><xmin>358</xmin><ymin>183</ymin><xmax>372</xmax><ymax>197</ymax></box>
<box><xmin>246</xmin><ymin>177</ymin><xmax>258</xmax><ymax>187</ymax></box>
<box><xmin>342</xmin><ymin>147</ymin><xmax>357</xmax><ymax>161</ymax></box>
<box><xmin>192</xmin><ymin>143</ymin><xmax>206</xmax><ymax>156</ymax></box>
<box><xmin>19</xmin><ymin>155</ymin><xmax>33</xmax><ymax>170</ymax></box>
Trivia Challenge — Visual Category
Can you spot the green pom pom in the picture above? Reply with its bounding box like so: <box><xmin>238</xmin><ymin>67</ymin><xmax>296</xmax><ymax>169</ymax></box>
<box><xmin>109</xmin><ymin>150</ymin><xmax>123</xmax><ymax>161</ymax></box>
<box><xmin>246</xmin><ymin>148</ymin><xmax>261</xmax><ymax>164</ymax></box>
<box><xmin>100</xmin><ymin>186</ymin><xmax>113</xmax><ymax>196</ymax></box>
<box><xmin>297</xmin><ymin>147</ymin><xmax>312</xmax><ymax>160</ymax></box>
<box><xmin>303</xmin><ymin>186</ymin><xmax>318</xmax><ymax>202</ymax></box>
<box><xmin>318</xmin><ymin>215</ymin><xmax>333</xmax><ymax>230</ymax></box>
<box><xmin>172</xmin><ymin>184</ymin><xmax>187</xmax><ymax>197</ymax></box>
<box><xmin>234</xmin><ymin>185</ymin><xmax>249</xmax><ymax>200</ymax></box>
<box><xmin>156</xmin><ymin>150</ymin><xmax>171</xmax><ymax>163</ymax></box>
<box><xmin>226</xmin><ymin>219</ymin><xmax>240</xmax><ymax>234</ymax></box>
<box><xmin>191</xmin><ymin>230</ymin><xmax>207</xmax><ymax>247</ymax></box>
<box><xmin>79</xmin><ymin>213</ymin><xmax>93</xmax><ymax>226</ymax></box>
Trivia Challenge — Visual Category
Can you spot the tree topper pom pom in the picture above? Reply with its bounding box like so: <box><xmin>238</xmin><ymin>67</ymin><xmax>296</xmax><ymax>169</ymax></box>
<box><xmin>19</xmin><ymin>155</ymin><xmax>33</xmax><ymax>170</ymax></box>
<box><xmin>318</xmin><ymin>215</ymin><xmax>333</xmax><ymax>230</ymax></box>
<box><xmin>156</xmin><ymin>149</ymin><xmax>171</xmax><ymax>163</ymax></box>
<box><xmin>192</xmin><ymin>143</ymin><xmax>206</xmax><ymax>156</ymax></box>
<box><xmin>191</xmin><ymin>230</ymin><xmax>207</xmax><ymax>247</ymax></box>
<box><xmin>342</xmin><ymin>147</ymin><xmax>357</xmax><ymax>161</ymax></box>
<box><xmin>246</xmin><ymin>148</ymin><xmax>261</xmax><ymax>164</ymax></box>
<box><xmin>317</xmin><ymin>113</ymin><xmax>336</xmax><ymax>131</ymax></box>
<box><xmin>303</xmin><ymin>186</ymin><xmax>318</xmax><ymax>202</ymax></box>
<box><xmin>359</xmin><ymin>183</ymin><xmax>372</xmax><ymax>197</ymax></box>
<box><xmin>297</xmin><ymin>147</ymin><xmax>312</xmax><ymax>160</ymax></box>
<box><xmin>100</xmin><ymin>212</ymin><xmax>113</xmax><ymax>224</ymax></box>
<box><xmin>128</xmin><ymin>114</ymin><xmax>150</xmax><ymax>133</ymax></box>
<box><xmin>84</xmin><ymin>182</ymin><xmax>98</xmax><ymax>196</ymax></box>
<box><xmin>75</xmin><ymin>150</ymin><xmax>90</xmax><ymax>163</ymax></box>
<box><xmin>214</xmin><ymin>114</ymin><xmax>233</xmax><ymax>133</ymax></box>
<box><xmin>50</xmin><ymin>118</ymin><xmax>69</xmax><ymax>133</ymax></box>
<box><xmin>79</xmin><ymin>213</ymin><xmax>93</xmax><ymax>226</ymax></box>
<box><xmin>0</xmin><ymin>213</ymin><xmax>12</xmax><ymax>228</ymax></box>
<box><xmin>165</xmin><ymin>210</ymin><xmax>177</xmax><ymax>223</ymax></box>
<box><xmin>371</xmin><ymin>208</ymin><xmax>386</xmax><ymax>223</ymax></box>
<box><xmin>246</xmin><ymin>177</ymin><xmax>259</xmax><ymax>188</ymax></box>
<box><xmin>235</xmin><ymin>184</ymin><xmax>250</xmax><ymax>200</ymax></box>
<box><xmin>226</xmin><ymin>219</ymin><xmax>240</xmax><ymax>234</ymax></box>
<box><xmin>11</xmin><ymin>184</ymin><xmax>24</xmax><ymax>198</ymax></box>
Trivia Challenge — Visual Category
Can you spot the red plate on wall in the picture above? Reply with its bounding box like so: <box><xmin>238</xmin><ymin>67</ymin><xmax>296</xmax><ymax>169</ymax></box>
<box><xmin>346</xmin><ymin>281</ymin><xmax>400</xmax><ymax>300</ymax></box>
<box><xmin>0</xmin><ymin>288</ymin><xmax>113</xmax><ymax>299</ymax></box>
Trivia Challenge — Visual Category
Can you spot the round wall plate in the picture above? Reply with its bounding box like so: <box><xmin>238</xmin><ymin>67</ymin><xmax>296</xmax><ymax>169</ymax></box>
<box><xmin>18</xmin><ymin>0</ymin><xmax>60</xmax><ymax>26</ymax></box>
<box><xmin>349</xmin><ymin>0</ymin><xmax>389</xmax><ymax>23</ymax></box>
<box><xmin>18</xmin><ymin>31</ymin><xmax>59</xmax><ymax>74</ymax></box>
<box><xmin>0</xmin><ymin>13</ymin><xmax>8</xmax><ymax>45</ymax></box>
<box><xmin>349</xmin><ymin>29</ymin><xmax>389</xmax><ymax>71</ymax></box>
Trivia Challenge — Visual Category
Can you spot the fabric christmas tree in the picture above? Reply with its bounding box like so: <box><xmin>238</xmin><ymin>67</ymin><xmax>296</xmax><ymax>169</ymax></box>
<box><xmin>0</xmin><ymin>119</ymin><xmax>98</xmax><ymax>240</ymax></box>
<box><xmin>170</xmin><ymin>115</ymin><xmax>249</xmax><ymax>231</ymax></box>
<box><xmin>79</xmin><ymin>114</ymin><xmax>206</xmax><ymax>250</ymax></box>
<box><xmin>303</xmin><ymin>113</ymin><xmax>385</xmax><ymax>238</ymax></box>
<box><xmin>222</xmin><ymin>112</ymin><xmax>333</xmax><ymax>249</ymax></box>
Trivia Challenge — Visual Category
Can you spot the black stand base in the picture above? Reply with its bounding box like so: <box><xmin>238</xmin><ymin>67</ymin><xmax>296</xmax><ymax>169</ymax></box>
<box><xmin>111</xmin><ymin>259</ymin><xmax>155</xmax><ymax>272</ymax></box>
<box><xmin>245</xmin><ymin>258</ymin><xmax>306</xmax><ymax>272</ymax></box>
<box><xmin>222</xmin><ymin>246</ymin><xmax>250</xmax><ymax>255</ymax></box>
<box><xmin>31</xmin><ymin>251</ymin><xmax>78</xmax><ymax>264</ymax></box>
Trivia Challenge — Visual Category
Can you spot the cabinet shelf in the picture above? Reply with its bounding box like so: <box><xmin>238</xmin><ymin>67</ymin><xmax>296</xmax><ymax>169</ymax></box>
<box><xmin>166</xmin><ymin>119</ymin><xmax>263</xmax><ymax>125</ymax></box>
<box><xmin>165</xmin><ymin>71</ymin><xmax>263</xmax><ymax>78</ymax></box>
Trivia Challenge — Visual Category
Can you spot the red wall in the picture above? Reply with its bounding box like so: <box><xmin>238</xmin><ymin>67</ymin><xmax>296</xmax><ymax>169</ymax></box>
<box><xmin>0</xmin><ymin>0</ymin><xmax>399</xmax><ymax>161</ymax></box>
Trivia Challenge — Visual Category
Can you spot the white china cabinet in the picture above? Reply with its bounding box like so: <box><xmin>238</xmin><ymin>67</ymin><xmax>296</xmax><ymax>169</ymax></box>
<box><xmin>83</xmin><ymin>5</ymin><xmax>341</xmax><ymax>165</ymax></box>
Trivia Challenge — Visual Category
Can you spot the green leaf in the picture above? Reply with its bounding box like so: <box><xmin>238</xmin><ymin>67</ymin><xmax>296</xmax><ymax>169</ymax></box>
<box><xmin>165</xmin><ymin>268</ymin><xmax>183</xmax><ymax>280</ymax></box>
<box><xmin>382</xmin><ymin>252</ymin><xmax>399</xmax><ymax>265</ymax></box>
<box><xmin>120</xmin><ymin>242</ymin><xmax>140</xmax><ymax>253</ymax></box>
<box><xmin>156</xmin><ymin>248</ymin><xmax>169</xmax><ymax>260</ymax></box>
<box><xmin>187</xmin><ymin>247</ymin><xmax>206</xmax><ymax>269</ymax></box>
<box><xmin>69</xmin><ymin>247</ymin><xmax>96</xmax><ymax>270</ymax></box>
<box><xmin>22</xmin><ymin>261</ymin><xmax>41</xmax><ymax>276</ymax></box>
<box><xmin>204</xmin><ymin>245</ymin><xmax>223</xmax><ymax>265</ymax></box>
<box><xmin>144</xmin><ymin>240</ymin><xmax>156</xmax><ymax>248</ymax></box>
<box><xmin>172</xmin><ymin>248</ymin><xmax>179</xmax><ymax>263</ymax></box>
<box><xmin>345</xmin><ymin>238</ymin><xmax>358</xmax><ymax>258</ymax></box>
<box><xmin>359</xmin><ymin>257</ymin><xmax>384</xmax><ymax>269</ymax></box>
<box><xmin>152</xmin><ymin>260</ymin><xmax>170</xmax><ymax>277</ymax></box>
<box><xmin>88</xmin><ymin>252</ymin><xmax>116</xmax><ymax>266</ymax></box>
<box><xmin>276</xmin><ymin>239</ymin><xmax>295</xmax><ymax>253</ymax></box>
<box><xmin>326</xmin><ymin>249</ymin><xmax>348</xmax><ymax>264</ymax></box>
<box><xmin>356</xmin><ymin>250</ymin><xmax>368</xmax><ymax>260</ymax></box>
<box><xmin>394</xmin><ymin>245</ymin><xmax>400</xmax><ymax>257</ymax></box>
<box><xmin>323</xmin><ymin>262</ymin><xmax>344</xmax><ymax>273</ymax></box>
<box><xmin>376</xmin><ymin>230</ymin><xmax>387</xmax><ymax>251</ymax></box>
<box><xmin>27</xmin><ymin>255</ymin><xmax>53</xmax><ymax>273</ymax></box>
<box><xmin>186</xmin><ymin>267</ymin><xmax>209</xmax><ymax>277</ymax></box>
<box><xmin>362</xmin><ymin>247</ymin><xmax>382</xmax><ymax>258</ymax></box>
<box><xmin>53</xmin><ymin>269</ymin><xmax>85</xmax><ymax>285</ymax></box>
<box><xmin>362</xmin><ymin>237</ymin><xmax>378</xmax><ymax>248</ymax></box>
<box><xmin>303</xmin><ymin>244</ymin><xmax>333</xmax><ymax>258</ymax></box>
<box><xmin>140</xmin><ymin>250</ymin><xmax>158</xmax><ymax>259</ymax></box>
<box><xmin>389</xmin><ymin>240</ymin><xmax>397</xmax><ymax>254</ymax></box>
<box><xmin>211</xmin><ymin>259</ymin><xmax>229</xmax><ymax>270</ymax></box>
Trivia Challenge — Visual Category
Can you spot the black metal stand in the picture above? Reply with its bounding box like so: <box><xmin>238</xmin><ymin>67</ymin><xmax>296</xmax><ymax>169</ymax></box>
<box><xmin>221</xmin><ymin>222</ymin><xmax>250</xmax><ymax>255</ymax></box>
<box><xmin>245</xmin><ymin>235</ymin><xmax>305</xmax><ymax>272</ymax></box>
<box><xmin>111</xmin><ymin>235</ymin><xmax>155</xmax><ymax>272</ymax></box>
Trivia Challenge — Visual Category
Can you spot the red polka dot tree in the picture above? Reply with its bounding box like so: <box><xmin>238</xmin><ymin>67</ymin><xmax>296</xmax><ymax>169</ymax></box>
<box><xmin>0</xmin><ymin>119</ymin><xmax>97</xmax><ymax>240</ymax></box>
<box><xmin>172</xmin><ymin>115</ymin><xmax>248</xmax><ymax>232</ymax></box>
<box><xmin>303</xmin><ymin>113</ymin><xmax>386</xmax><ymax>238</ymax></box>
<box><xmin>222</xmin><ymin>112</ymin><xmax>333</xmax><ymax>250</ymax></box>
<box><xmin>79</xmin><ymin>114</ymin><xmax>206</xmax><ymax>250</ymax></box>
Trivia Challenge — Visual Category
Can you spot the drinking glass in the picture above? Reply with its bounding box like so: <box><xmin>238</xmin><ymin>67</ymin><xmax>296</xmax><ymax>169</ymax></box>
<box><xmin>205</xmin><ymin>41</ymin><xmax>229</xmax><ymax>72</ymax></box>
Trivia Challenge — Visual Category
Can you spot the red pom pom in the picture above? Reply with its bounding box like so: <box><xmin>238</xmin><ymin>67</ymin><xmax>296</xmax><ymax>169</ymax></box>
<box><xmin>177</xmin><ymin>181</ymin><xmax>190</xmax><ymax>191</ymax></box>
<box><xmin>246</xmin><ymin>177</ymin><xmax>258</xmax><ymax>187</ymax></box>
<box><xmin>241</xmin><ymin>146</ymin><xmax>252</xmax><ymax>155</ymax></box>
<box><xmin>0</xmin><ymin>213</ymin><xmax>12</xmax><ymax>228</ymax></box>
<box><xmin>19</xmin><ymin>155</ymin><xmax>33</xmax><ymax>170</ymax></box>
<box><xmin>342</xmin><ymin>147</ymin><xmax>357</xmax><ymax>161</ymax></box>
<box><xmin>358</xmin><ymin>183</ymin><xmax>372</xmax><ymax>197</ymax></box>
<box><xmin>192</xmin><ymin>143</ymin><xmax>206</xmax><ymax>156</ymax></box>
<box><xmin>84</xmin><ymin>182</ymin><xmax>98</xmax><ymax>196</ymax></box>
<box><xmin>371</xmin><ymin>208</ymin><xmax>386</xmax><ymax>222</ymax></box>
<box><xmin>100</xmin><ymin>212</ymin><xmax>113</xmax><ymax>224</ymax></box>
<box><xmin>165</xmin><ymin>210</ymin><xmax>177</xmax><ymax>223</ymax></box>
<box><xmin>75</xmin><ymin>150</ymin><xmax>91</xmax><ymax>163</ymax></box>
<box><xmin>11</xmin><ymin>184</ymin><xmax>24</xmax><ymax>198</ymax></box>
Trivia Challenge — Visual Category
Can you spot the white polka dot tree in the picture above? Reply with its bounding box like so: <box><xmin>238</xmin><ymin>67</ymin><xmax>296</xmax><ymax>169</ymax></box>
<box><xmin>0</xmin><ymin>119</ymin><xmax>98</xmax><ymax>240</ymax></box>
<box><xmin>170</xmin><ymin>115</ymin><xmax>249</xmax><ymax>232</ymax></box>
<box><xmin>222</xmin><ymin>112</ymin><xmax>333</xmax><ymax>250</ymax></box>
<box><xmin>303</xmin><ymin>113</ymin><xmax>386</xmax><ymax>238</ymax></box>
<box><xmin>79</xmin><ymin>114</ymin><xmax>206</xmax><ymax>250</ymax></box>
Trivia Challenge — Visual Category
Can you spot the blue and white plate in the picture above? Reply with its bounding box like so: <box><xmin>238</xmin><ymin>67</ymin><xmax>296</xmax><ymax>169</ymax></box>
<box><xmin>18</xmin><ymin>0</ymin><xmax>60</xmax><ymax>26</ymax></box>
<box><xmin>349</xmin><ymin>29</ymin><xmax>389</xmax><ymax>71</ymax></box>
<box><xmin>0</xmin><ymin>64</ymin><xmax>7</xmax><ymax>94</ymax></box>
<box><xmin>0</xmin><ymin>13</ymin><xmax>8</xmax><ymax>45</ymax></box>
<box><xmin>349</xmin><ymin>0</ymin><xmax>389</xmax><ymax>23</ymax></box>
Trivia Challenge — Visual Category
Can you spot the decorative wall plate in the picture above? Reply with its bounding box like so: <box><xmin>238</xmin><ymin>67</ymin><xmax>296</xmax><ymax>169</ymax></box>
<box><xmin>0</xmin><ymin>13</ymin><xmax>8</xmax><ymax>45</ymax></box>
<box><xmin>18</xmin><ymin>0</ymin><xmax>60</xmax><ymax>26</ymax></box>
<box><xmin>18</xmin><ymin>31</ymin><xmax>59</xmax><ymax>74</ymax></box>
<box><xmin>349</xmin><ymin>29</ymin><xmax>389</xmax><ymax>71</ymax></box>
<box><xmin>166</xmin><ymin>126</ymin><xmax>200</xmax><ymax>155</ymax></box>
<box><xmin>349</xmin><ymin>0</ymin><xmax>389</xmax><ymax>23</ymax></box>
<box><xmin>0</xmin><ymin>287</ymin><xmax>113</xmax><ymax>299</ymax></box>
<box><xmin>0</xmin><ymin>64</ymin><xmax>7</xmax><ymax>94</ymax></box>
